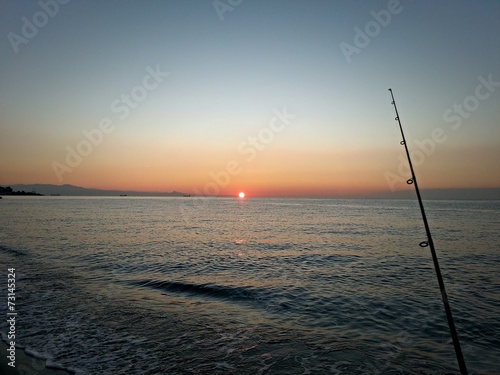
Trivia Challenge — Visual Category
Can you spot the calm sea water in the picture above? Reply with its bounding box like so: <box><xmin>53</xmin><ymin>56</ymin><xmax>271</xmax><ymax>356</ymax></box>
<box><xmin>0</xmin><ymin>197</ymin><xmax>498</xmax><ymax>374</ymax></box>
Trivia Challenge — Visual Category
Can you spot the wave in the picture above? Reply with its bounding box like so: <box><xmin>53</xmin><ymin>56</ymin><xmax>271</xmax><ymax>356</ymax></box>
<box><xmin>0</xmin><ymin>244</ymin><xmax>27</xmax><ymax>257</ymax></box>
<box><xmin>129</xmin><ymin>278</ymin><xmax>367</xmax><ymax>328</ymax></box>
<box><xmin>130</xmin><ymin>279</ymin><xmax>260</xmax><ymax>302</ymax></box>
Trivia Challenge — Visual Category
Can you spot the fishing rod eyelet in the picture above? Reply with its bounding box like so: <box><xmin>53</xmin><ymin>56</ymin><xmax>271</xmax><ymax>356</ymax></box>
<box><xmin>419</xmin><ymin>241</ymin><xmax>429</xmax><ymax>248</ymax></box>
<box><xmin>406</xmin><ymin>178</ymin><xmax>414</xmax><ymax>185</ymax></box>
<box><xmin>400</xmin><ymin>141</ymin><xmax>405</xmax><ymax>145</ymax></box>
<box><xmin>395</xmin><ymin>117</ymin><xmax>399</xmax><ymax>121</ymax></box>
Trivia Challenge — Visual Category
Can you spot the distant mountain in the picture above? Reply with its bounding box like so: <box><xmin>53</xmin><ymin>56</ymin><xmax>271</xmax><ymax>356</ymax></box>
<box><xmin>0</xmin><ymin>186</ymin><xmax>43</xmax><ymax>196</ymax></box>
<box><xmin>8</xmin><ymin>184</ymin><xmax>187</xmax><ymax>197</ymax></box>
<box><xmin>370</xmin><ymin>188</ymin><xmax>500</xmax><ymax>200</ymax></box>
<box><xmin>2</xmin><ymin>184</ymin><xmax>499</xmax><ymax>199</ymax></box>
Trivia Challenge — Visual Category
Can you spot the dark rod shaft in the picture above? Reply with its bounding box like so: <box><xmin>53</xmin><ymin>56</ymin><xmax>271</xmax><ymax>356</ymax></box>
<box><xmin>388</xmin><ymin>88</ymin><xmax>468</xmax><ymax>375</ymax></box>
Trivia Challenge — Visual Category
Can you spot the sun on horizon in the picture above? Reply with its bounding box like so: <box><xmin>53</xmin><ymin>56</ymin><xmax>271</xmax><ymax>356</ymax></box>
<box><xmin>238</xmin><ymin>192</ymin><xmax>245</xmax><ymax>198</ymax></box>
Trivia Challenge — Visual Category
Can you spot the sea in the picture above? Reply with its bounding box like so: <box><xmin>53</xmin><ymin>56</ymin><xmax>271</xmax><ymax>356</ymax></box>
<box><xmin>0</xmin><ymin>197</ymin><xmax>498</xmax><ymax>375</ymax></box>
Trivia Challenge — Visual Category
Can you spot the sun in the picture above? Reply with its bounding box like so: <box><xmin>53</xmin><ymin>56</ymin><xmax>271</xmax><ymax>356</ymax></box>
<box><xmin>238</xmin><ymin>192</ymin><xmax>245</xmax><ymax>198</ymax></box>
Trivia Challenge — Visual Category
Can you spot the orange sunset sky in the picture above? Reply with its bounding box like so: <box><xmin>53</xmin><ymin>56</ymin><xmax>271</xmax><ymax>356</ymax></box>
<box><xmin>1</xmin><ymin>1</ymin><xmax>499</xmax><ymax>197</ymax></box>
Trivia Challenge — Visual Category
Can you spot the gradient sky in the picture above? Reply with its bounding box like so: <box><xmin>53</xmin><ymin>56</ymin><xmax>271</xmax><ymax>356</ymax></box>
<box><xmin>1</xmin><ymin>0</ymin><xmax>499</xmax><ymax>197</ymax></box>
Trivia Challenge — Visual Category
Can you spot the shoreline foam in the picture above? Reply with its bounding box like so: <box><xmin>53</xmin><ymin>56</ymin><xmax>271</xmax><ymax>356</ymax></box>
<box><xmin>0</xmin><ymin>341</ymin><xmax>73</xmax><ymax>375</ymax></box>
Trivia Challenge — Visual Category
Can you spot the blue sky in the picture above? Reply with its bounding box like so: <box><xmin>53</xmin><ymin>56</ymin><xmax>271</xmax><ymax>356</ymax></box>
<box><xmin>1</xmin><ymin>0</ymin><xmax>499</xmax><ymax>196</ymax></box>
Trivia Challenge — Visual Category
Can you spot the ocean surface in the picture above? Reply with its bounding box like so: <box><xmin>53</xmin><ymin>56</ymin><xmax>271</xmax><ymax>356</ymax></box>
<box><xmin>0</xmin><ymin>197</ymin><xmax>498</xmax><ymax>374</ymax></box>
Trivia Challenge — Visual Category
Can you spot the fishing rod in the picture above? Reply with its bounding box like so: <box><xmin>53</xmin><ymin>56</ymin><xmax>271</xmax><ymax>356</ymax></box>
<box><xmin>388</xmin><ymin>88</ymin><xmax>468</xmax><ymax>375</ymax></box>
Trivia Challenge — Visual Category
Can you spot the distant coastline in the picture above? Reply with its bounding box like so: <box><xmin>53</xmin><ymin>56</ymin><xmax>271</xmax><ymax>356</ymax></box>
<box><xmin>367</xmin><ymin>187</ymin><xmax>500</xmax><ymax>201</ymax></box>
<box><xmin>0</xmin><ymin>184</ymin><xmax>499</xmax><ymax>200</ymax></box>
<box><xmin>0</xmin><ymin>184</ymin><xmax>185</xmax><ymax>197</ymax></box>
<box><xmin>0</xmin><ymin>186</ymin><xmax>43</xmax><ymax>196</ymax></box>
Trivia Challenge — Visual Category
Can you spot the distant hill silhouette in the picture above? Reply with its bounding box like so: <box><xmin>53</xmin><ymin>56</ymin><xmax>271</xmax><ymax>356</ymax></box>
<box><xmin>7</xmin><ymin>184</ymin><xmax>186</xmax><ymax>197</ymax></box>
<box><xmin>1</xmin><ymin>184</ymin><xmax>498</xmax><ymax>199</ymax></box>
<box><xmin>0</xmin><ymin>186</ymin><xmax>43</xmax><ymax>196</ymax></box>
<box><xmin>369</xmin><ymin>188</ymin><xmax>500</xmax><ymax>200</ymax></box>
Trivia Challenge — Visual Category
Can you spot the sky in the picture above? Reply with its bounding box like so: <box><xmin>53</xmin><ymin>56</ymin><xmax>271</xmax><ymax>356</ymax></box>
<box><xmin>1</xmin><ymin>0</ymin><xmax>499</xmax><ymax>197</ymax></box>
